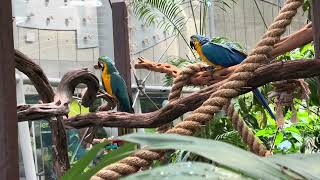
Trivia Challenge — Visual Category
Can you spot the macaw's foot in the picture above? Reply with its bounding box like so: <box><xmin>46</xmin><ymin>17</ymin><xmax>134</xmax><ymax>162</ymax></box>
<box><xmin>200</xmin><ymin>65</ymin><xmax>216</xmax><ymax>73</ymax></box>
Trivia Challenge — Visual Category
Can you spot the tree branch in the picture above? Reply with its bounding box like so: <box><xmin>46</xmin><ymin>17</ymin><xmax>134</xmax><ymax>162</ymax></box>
<box><xmin>17</xmin><ymin>103</ymin><xmax>68</xmax><ymax>120</ymax></box>
<box><xmin>62</xmin><ymin>59</ymin><xmax>320</xmax><ymax>129</ymax></box>
<box><xmin>135</xmin><ymin>57</ymin><xmax>238</xmax><ymax>85</ymax></box>
<box><xmin>15</xmin><ymin>49</ymin><xmax>70</xmax><ymax>177</ymax></box>
<box><xmin>54</xmin><ymin>68</ymin><xmax>100</xmax><ymax>107</ymax></box>
<box><xmin>18</xmin><ymin>58</ymin><xmax>320</xmax><ymax>129</ymax></box>
<box><xmin>15</xmin><ymin>50</ymin><xmax>55</xmax><ymax>102</ymax></box>
<box><xmin>17</xmin><ymin>68</ymin><xmax>100</xmax><ymax>122</ymax></box>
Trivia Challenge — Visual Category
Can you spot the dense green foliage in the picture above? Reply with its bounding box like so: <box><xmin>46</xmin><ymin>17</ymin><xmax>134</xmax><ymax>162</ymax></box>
<box><xmin>122</xmin><ymin>133</ymin><xmax>320</xmax><ymax>180</ymax></box>
<box><xmin>62</xmin><ymin>142</ymin><xmax>135</xmax><ymax>180</ymax></box>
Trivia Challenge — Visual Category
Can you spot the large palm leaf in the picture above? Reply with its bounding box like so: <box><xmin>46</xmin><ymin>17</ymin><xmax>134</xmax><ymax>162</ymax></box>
<box><xmin>132</xmin><ymin>0</ymin><xmax>186</xmax><ymax>33</ymax></box>
<box><xmin>130</xmin><ymin>0</ymin><xmax>236</xmax><ymax>57</ymax></box>
<box><xmin>131</xmin><ymin>0</ymin><xmax>195</xmax><ymax>56</ymax></box>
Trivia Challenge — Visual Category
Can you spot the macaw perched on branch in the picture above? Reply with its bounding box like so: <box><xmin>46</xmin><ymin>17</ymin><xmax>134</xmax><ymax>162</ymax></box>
<box><xmin>189</xmin><ymin>34</ymin><xmax>276</xmax><ymax>121</ymax></box>
<box><xmin>95</xmin><ymin>56</ymin><xmax>134</xmax><ymax>113</ymax></box>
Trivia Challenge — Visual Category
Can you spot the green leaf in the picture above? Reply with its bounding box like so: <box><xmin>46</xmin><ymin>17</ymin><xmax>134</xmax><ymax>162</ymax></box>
<box><xmin>268</xmin><ymin>153</ymin><xmax>320</xmax><ymax>179</ymax></box>
<box><xmin>274</xmin><ymin>132</ymin><xmax>284</xmax><ymax>146</ymax></box>
<box><xmin>255</xmin><ymin>128</ymin><xmax>275</xmax><ymax>137</ymax></box>
<box><xmin>69</xmin><ymin>100</ymin><xmax>89</xmax><ymax>117</ymax></box>
<box><xmin>284</xmin><ymin>126</ymin><xmax>300</xmax><ymax>134</ymax></box>
<box><xmin>62</xmin><ymin>142</ymin><xmax>108</xmax><ymax>180</ymax></box>
<box><xmin>123</xmin><ymin>162</ymin><xmax>247</xmax><ymax>180</ymax></box>
<box><xmin>80</xmin><ymin>143</ymin><xmax>136</xmax><ymax>179</ymax></box>
<box><xmin>291</xmin><ymin>132</ymin><xmax>303</xmax><ymax>143</ymax></box>
<box><xmin>121</xmin><ymin>133</ymin><xmax>295</xmax><ymax>179</ymax></box>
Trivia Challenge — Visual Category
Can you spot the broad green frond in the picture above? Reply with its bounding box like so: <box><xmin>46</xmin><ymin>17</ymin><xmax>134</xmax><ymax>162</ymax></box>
<box><xmin>131</xmin><ymin>0</ymin><xmax>186</xmax><ymax>34</ymax></box>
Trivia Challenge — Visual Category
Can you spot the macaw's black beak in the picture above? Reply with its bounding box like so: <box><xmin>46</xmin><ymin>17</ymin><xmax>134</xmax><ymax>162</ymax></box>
<box><xmin>94</xmin><ymin>60</ymin><xmax>103</xmax><ymax>70</ymax></box>
<box><xmin>190</xmin><ymin>40</ymin><xmax>195</xmax><ymax>50</ymax></box>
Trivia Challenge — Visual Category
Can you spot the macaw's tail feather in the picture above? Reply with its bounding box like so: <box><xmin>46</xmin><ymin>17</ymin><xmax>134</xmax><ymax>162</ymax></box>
<box><xmin>118</xmin><ymin>92</ymin><xmax>134</xmax><ymax>113</ymax></box>
<box><xmin>252</xmin><ymin>88</ymin><xmax>276</xmax><ymax>120</ymax></box>
<box><xmin>253</xmin><ymin>88</ymin><xmax>290</xmax><ymax>142</ymax></box>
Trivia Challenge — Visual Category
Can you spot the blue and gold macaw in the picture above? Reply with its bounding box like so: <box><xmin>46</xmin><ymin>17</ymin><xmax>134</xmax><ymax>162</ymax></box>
<box><xmin>190</xmin><ymin>34</ymin><xmax>276</xmax><ymax>120</ymax></box>
<box><xmin>95</xmin><ymin>56</ymin><xmax>134</xmax><ymax>113</ymax></box>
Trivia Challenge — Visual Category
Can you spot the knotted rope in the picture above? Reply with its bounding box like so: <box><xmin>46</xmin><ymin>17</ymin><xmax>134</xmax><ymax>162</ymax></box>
<box><xmin>91</xmin><ymin>1</ymin><xmax>303</xmax><ymax>179</ymax></box>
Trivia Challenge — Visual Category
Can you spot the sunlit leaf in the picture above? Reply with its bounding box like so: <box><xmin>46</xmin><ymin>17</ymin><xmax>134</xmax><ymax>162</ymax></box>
<box><xmin>274</xmin><ymin>132</ymin><xmax>284</xmax><ymax>145</ymax></box>
<box><xmin>69</xmin><ymin>100</ymin><xmax>89</xmax><ymax>117</ymax></box>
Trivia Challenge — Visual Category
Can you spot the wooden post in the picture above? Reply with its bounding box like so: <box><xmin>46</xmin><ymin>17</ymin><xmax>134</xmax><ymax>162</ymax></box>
<box><xmin>311</xmin><ymin>0</ymin><xmax>320</xmax><ymax>105</ymax></box>
<box><xmin>111</xmin><ymin>0</ymin><xmax>132</xmax><ymax>135</ymax></box>
<box><xmin>312</xmin><ymin>0</ymin><xmax>320</xmax><ymax>58</ymax></box>
<box><xmin>0</xmin><ymin>0</ymin><xmax>19</xmax><ymax>179</ymax></box>
<box><xmin>111</xmin><ymin>0</ymin><xmax>132</xmax><ymax>96</ymax></box>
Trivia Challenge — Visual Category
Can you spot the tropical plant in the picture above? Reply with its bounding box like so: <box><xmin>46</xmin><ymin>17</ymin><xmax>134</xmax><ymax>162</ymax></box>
<box><xmin>302</xmin><ymin>0</ymin><xmax>312</xmax><ymax>19</ymax></box>
<box><xmin>62</xmin><ymin>142</ymin><xmax>135</xmax><ymax>180</ymax></box>
<box><xmin>121</xmin><ymin>133</ymin><xmax>320</xmax><ymax>180</ymax></box>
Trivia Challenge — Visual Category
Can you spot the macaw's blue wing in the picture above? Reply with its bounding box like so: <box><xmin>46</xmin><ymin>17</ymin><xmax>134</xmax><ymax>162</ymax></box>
<box><xmin>210</xmin><ymin>37</ymin><xmax>248</xmax><ymax>56</ymax></box>
<box><xmin>201</xmin><ymin>42</ymin><xmax>247</xmax><ymax>67</ymax></box>
<box><xmin>111</xmin><ymin>73</ymin><xmax>134</xmax><ymax>113</ymax></box>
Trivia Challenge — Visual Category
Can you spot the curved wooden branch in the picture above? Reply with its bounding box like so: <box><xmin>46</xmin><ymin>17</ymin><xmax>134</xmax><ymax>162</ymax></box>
<box><xmin>15</xmin><ymin>50</ymin><xmax>55</xmax><ymax>102</ymax></box>
<box><xmin>97</xmin><ymin>90</ymin><xmax>117</xmax><ymax>106</ymax></box>
<box><xmin>17</xmin><ymin>68</ymin><xmax>100</xmax><ymax>122</ymax></box>
<box><xmin>54</xmin><ymin>68</ymin><xmax>100</xmax><ymax>107</ymax></box>
<box><xmin>135</xmin><ymin>57</ymin><xmax>237</xmax><ymax>85</ymax></box>
<box><xmin>135</xmin><ymin>57</ymin><xmax>181</xmax><ymax>77</ymax></box>
<box><xmin>17</xmin><ymin>103</ymin><xmax>68</xmax><ymax>121</ymax></box>
<box><xmin>96</xmin><ymin>90</ymin><xmax>117</xmax><ymax>111</ymax></box>
<box><xmin>15</xmin><ymin>49</ymin><xmax>69</xmax><ymax>177</ymax></box>
<box><xmin>64</xmin><ymin>59</ymin><xmax>320</xmax><ymax>129</ymax></box>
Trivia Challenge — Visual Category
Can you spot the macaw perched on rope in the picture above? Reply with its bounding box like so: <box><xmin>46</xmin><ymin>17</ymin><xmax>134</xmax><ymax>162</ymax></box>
<box><xmin>189</xmin><ymin>34</ymin><xmax>277</xmax><ymax>121</ymax></box>
<box><xmin>95</xmin><ymin>56</ymin><xmax>134</xmax><ymax>113</ymax></box>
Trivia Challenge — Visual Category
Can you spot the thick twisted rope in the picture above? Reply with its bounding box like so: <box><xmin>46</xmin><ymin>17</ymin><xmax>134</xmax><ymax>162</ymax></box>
<box><xmin>167</xmin><ymin>63</ymin><xmax>206</xmax><ymax>101</ymax></box>
<box><xmin>157</xmin><ymin>63</ymin><xmax>205</xmax><ymax>133</ymax></box>
<box><xmin>160</xmin><ymin>62</ymin><xmax>269</xmax><ymax>155</ymax></box>
<box><xmin>91</xmin><ymin>1</ymin><xmax>303</xmax><ymax>179</ymax></box>
<box><xmin>223</xmin><ymin>101</ymin><xmax>270</xmax><ymax>156</ymax></box>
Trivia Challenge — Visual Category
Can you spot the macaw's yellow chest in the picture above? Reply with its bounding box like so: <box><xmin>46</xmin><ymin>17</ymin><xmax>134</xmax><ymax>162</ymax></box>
<box><xmin>102</xmin><ymin>68</ymin><xmax>113</xmax><ymax>96</ymax></box>
<box><xmin>194</xmin><ymin>43</ymin><xmax>214</xmax><ymax>66</ymax></box>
